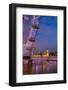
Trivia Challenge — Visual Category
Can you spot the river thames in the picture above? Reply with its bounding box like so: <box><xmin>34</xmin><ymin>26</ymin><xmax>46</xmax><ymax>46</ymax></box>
<box><xmin>23</xmin><ymin>56</ymin><xmax>57</xmax><ymax>75</ymax></box>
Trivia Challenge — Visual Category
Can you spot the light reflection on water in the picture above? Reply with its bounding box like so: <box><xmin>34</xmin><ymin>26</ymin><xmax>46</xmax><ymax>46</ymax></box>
<box><xmin>23</xmin><ymin>59</ymin><xmax>57</xmax><ymax>75</ymax></box>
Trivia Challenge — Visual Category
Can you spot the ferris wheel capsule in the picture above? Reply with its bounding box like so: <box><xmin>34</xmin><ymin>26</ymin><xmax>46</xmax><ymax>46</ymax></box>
<box><xmin>31</xmin><ymin>16</ymin><xmax>40</xmax><ymax>29</ymax></box>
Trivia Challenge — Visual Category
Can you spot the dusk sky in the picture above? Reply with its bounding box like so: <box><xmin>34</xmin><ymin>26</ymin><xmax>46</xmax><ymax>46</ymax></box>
<box><xmin>23</xmin><ymin>15</ymin><xmax>57</xmax><ymax>52</ymax></box>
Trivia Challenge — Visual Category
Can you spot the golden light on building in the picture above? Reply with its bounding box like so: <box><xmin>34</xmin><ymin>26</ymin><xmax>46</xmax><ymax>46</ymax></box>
<box><xmin>32</xmin><ymin>49</ymin><xmax>49</xmax><ymax>58</ymax></box>
<box><xmin>46</xmin><ymin>49</ymin><xmax>49</xmax><ymax>57</ymax></box>
<box><xmin>43</xmin><ymin>49</ymin><xmax>49</xmax><ymax>57</ymax></box>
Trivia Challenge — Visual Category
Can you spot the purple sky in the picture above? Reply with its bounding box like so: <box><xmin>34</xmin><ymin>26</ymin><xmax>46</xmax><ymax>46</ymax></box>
<box><xmin>23</xmin><ymin>15</ymin><xmax>57</xmax><ymax>52</ymax></box>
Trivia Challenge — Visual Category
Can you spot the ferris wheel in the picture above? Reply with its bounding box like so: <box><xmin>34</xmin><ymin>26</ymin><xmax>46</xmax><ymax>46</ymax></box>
<box><xmin>24</xmin><ymin>15</ymin><xmax>40</xmax><ymax>58</ymax></box>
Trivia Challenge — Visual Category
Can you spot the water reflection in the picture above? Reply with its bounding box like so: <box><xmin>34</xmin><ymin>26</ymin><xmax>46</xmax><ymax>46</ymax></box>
<box><xmin>23</xmin><ymin>58</ymin><xmax>57</xmax><ymax>75</ymax></box>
